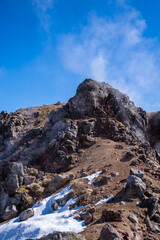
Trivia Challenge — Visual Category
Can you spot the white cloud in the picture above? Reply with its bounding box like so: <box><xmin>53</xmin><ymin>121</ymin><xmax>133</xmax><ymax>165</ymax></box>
<box><xmin>32</xmin><ymin>0</ymin><xmax>54</xmax><ymax>33</ymax></box>
<box><xmin>59</xmin><ymin>9</ymin><xmax>160</xmax><ymax>111</ymax></box>
<box><xmin>90</xmin><ymin>54</ymin><xmax>108</xmax><ymax>82</ymax></box>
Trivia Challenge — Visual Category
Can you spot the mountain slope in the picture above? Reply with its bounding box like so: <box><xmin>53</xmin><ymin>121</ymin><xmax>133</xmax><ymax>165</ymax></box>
<box><xmin>0</xmin><ymin>79</ymin><xmax>160</xmax><ymax>240</ymax></box>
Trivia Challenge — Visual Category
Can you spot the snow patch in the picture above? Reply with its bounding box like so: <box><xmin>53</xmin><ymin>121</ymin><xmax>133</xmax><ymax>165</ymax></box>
<box><xmin>95</xmin><ymin>198</ymin><xmax>108</xmax><ymax>206</ymax></box>
<box><xmin>95</xmin><ymin>196</ymin><xmax>114</xmax><ymax>206</ymax></box>
<box><xmin>82</xmin><ymin>171</ymin><xmax>102</xmax><ymax>185</ymax></box>
<box><xmin>136</xmin><ymin>201</ymin><xmax>140</xmax><ymax>206</ymax></box>
<box><xmin>0</xmin><ymin>185</ymin><xmax>85</xmax><ymax>240</ymax></box>
<box><xmin>81</xmin><ymin>211</ymin><xmax>87</xmax><ymax>214</ymax></box>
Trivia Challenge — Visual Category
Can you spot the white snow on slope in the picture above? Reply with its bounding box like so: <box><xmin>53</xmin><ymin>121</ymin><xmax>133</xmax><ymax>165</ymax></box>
<box><xmin>0</xmin><ymin>185</ymin><xmax>85</xmax><ymax>240</ymax></box>
<box><xmin>83</xmin><ymin>171</ymin><xmax>102</xmax><ymax>185</ymax></box>
<box><xmin>95</xmin><ymin>196</ymin><xmax>114</xmax><ymax>206</ymax></box>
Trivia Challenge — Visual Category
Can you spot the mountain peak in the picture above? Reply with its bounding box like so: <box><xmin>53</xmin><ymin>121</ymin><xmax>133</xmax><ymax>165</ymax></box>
<box><xmin>0</xmin><ymin>79</ymin><xmax>160</xmax><ymax>240</ymax></box>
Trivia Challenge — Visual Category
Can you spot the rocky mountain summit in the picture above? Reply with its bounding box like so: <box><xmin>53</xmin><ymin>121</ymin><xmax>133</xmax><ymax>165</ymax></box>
<box><xmin>0</xmin><ymin>79</ymin><xmax>160</xmax><ymax>240</ymax></box>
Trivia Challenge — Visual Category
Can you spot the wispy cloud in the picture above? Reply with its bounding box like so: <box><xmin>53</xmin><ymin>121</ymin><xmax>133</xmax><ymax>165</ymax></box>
<box><xmin>0</xmin><ymin>68</ymin><xmax>3</xmax><ymax>76</ymax></box>
<box><xmin>59</xmin><ymin>7</ymin><xmax>160</xmax><ymax>111</ymax></box>
<box><xmin>32</xmin><ymin>0</ymin><xmax>54</xmax><ymax>33</ymax></box>
<box><xmin>0</xmin><ymin>67</ymin><xmax>6</xmax><ymax>77</ymax></box>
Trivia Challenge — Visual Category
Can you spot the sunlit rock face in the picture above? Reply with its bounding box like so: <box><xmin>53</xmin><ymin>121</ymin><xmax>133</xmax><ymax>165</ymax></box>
<box><xmin>68</xmin><ymin>79</ymin><xmax>147</xmax><ymax>143</ymax></box>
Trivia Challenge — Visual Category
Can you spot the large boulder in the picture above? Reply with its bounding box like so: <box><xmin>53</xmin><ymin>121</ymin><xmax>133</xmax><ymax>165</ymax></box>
<box><xmin>98</xmin><ymin>223</ymin><xmax>121</xmax><ymax>240</ymax></box>
<box><xmin>101</xmin><ymin>210</ymin><xmax>123</xmax><ymax>222</ymax></box>
<box><xmin>48</xmin><ymin>173</ymin><xmax>75</xmax><ymax>193</ymax></box>
<box><xmin>19</xmin><ymin>208</ymin><xmax>34</xmax><ymax>221</ymax></box>
<box><xmin>4</xmin><ymin>174</ymin><xmax>19</xmax><ymax>195</ymax></box>
<box><xmin>139</xmin><ymin>196</ymin><xmax>159</xmax><ymax>218</ymax></box>
<box><xmin>125</xmin><ymin>175</ymin><xmax>146</xmax><ymax>197</ymax></box>
<box><xmin>4</xmin><ymin>162</ymin><xmax>24</xmax><ymax>177</ymax></box>
<box><xmin>2</xmin><ymin>204</ymin><xmax>17</xmax><ymax>220</ymax></box>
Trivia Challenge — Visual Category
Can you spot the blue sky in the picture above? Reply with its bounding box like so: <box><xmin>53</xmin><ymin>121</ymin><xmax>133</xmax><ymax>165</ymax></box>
<box><xmin>1</xmin><ymin>0</ymin><xmax>160</xmax><ymax>112</ymax></box>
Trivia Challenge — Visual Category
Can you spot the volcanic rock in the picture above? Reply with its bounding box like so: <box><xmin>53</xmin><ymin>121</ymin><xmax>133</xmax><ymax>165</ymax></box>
<box><xmin>125</xmin><ymin>175</ymin><xmax>146</xmax><ymax>197</ymax></box>
<box><xmin>48</xmin><ymin>173</ymin><xmax>75</xmax><ymax>193</ymax></box>
<box><xmin>0</xmin><ymin>79</ymin><xmax>160</xmax><ymax>240</ymax></box>
<box><xmin>98</xmin><ymin>223</ymin><xmax>121</xmax><ymax>240</ymax></box>
<box><xmin>2</xmin><ymin>204</ymin><xmax>17</xmax><ymax>220</ymax></box>
<box><xmin>4</xmin><ymin>162</ymin><xmax>24</xmax><ymax>177</ymax></box>
<box><xmin>130</xmin><ymin>168</ymin><xmax>144</xmax><ymax>179</ymax></box>
<box><xmin>101</xmin><ymin>209</ymin><xmax>123</xmax><ymax>222</ymax></box>
<box><xmin>4</xmin><ymin>174</ymin><xmax>19</xmax><ymax>195</ymax></box>
<box><xmin>19</xmin><ymin>208</ymin><xmax>34</xmax><ymax>221</ymax></box>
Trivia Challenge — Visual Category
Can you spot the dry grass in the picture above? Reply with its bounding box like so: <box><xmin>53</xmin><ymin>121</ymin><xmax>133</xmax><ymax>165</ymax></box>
<box><xmin>27</xmin><ymin>183</ymin><xmax>44</xmax><ymax>197</ymax></box>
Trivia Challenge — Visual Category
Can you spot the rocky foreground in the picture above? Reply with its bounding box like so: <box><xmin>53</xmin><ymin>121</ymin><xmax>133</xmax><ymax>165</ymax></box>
<box><xmin>0</xmin><ymin>79</ymin><xmax>160</xmax><ymax>239</ymax></box>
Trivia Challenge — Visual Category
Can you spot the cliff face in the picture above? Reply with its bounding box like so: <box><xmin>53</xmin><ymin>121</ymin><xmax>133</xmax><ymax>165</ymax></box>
<box><xmin>0</xmin><ymin>79</ymin><xmax>160</xmax><ymax>240</ymax></box>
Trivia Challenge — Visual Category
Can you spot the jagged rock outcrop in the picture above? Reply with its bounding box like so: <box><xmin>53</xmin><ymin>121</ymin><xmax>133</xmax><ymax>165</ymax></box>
<box><xmin>29</xmin><ymin>79</ymin><xmax>152</xmax><ymax>171</ymax></box>
<box><xmin>0</xmin><ymin>79</ymin><xmax>160</xmax><ymax>240</ymax></box>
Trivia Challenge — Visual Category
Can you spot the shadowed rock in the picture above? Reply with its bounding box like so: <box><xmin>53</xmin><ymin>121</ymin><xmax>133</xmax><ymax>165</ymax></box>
<box><xmin>98</xmin><ymin>223</ymin><xmax>121</xmax><ymax>240</ymax></box>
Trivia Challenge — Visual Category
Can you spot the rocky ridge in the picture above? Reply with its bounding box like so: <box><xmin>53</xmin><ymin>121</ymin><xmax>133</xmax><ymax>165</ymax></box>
<box><xmin>0</xmin><ymin>79</ymin><xmax>160</xmax><ymax>240</ymax></box>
